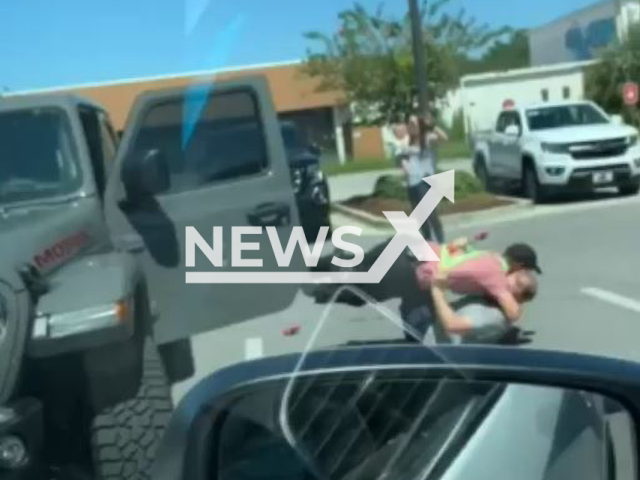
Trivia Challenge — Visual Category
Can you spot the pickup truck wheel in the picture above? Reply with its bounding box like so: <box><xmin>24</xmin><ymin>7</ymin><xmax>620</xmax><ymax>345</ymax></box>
<box><xmin>523</xmin><ymin>164</ymin><xmax>547</xmax><ymax>204</ymax></box>
<box><xmin>90</xmin><ymin>338</ymin><xmax>172</xmax><ymax>480</ymax></box>
<box><xmin>475</xmin><ymin>160</ymin><xmax>492</xmax><ymax>191</ymax></box>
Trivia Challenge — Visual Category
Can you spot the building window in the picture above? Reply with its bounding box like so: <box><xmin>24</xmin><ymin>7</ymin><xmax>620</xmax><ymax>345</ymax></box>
<box><xmin>563</xmin><ymin>86</ymin><xmax>571</xmax><ymax>99</ymax></box>
<box><xmin>541</xmin><ymin>89</ymin><xmax>549</xmax><ymax>102</ymax></box>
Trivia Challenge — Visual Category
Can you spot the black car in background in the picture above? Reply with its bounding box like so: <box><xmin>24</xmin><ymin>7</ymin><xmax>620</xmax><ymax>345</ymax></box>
<box><xmin>280</xmin><ymin>121</ymin><xmax>331</xmax><ymax>240</ymax></box>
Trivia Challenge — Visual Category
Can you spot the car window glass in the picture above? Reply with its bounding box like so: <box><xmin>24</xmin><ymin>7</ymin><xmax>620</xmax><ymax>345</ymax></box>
<box><xmin>0</xmin><ymin>107</ymin><xmax>81</xmax><ymax>204</ymax></box>
<box><xmin>128</xmin><ymin>89</ymin><xmax>268</xmax><ymax>194</ymax></box>
<box><xmin>504</xmin><ymin>112</ymin><xmax>521</xmax><ymax>133</ymax></box>
<box><xmin>216</xmin><ymin>376</ymin><xmax>507</xmax><ymax>480</ymax></box>
<box><xmin>281</xmin><ymin>123</ymin><xmax>304</xmax><ymax>151</ymax></box>
<box><xmin>527</xmin><ymin>104</ymin><xmax>609</xmax><ymax>130</ymax></box>
<box><xmin>496</xmin><ymin>113</ymin><xmax>508</xmax><ymax>132</ymax></box>
<box><xmin>511</xmin><ymin>112</ymin><xmax>522</xmax><ymax>129</ymax></box>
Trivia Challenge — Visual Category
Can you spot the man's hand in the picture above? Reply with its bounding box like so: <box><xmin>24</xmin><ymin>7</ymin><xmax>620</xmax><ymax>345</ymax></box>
<box><xmin>430</xmin><ymin>285</ymin><xmax>473</xmax><ymax>334</ymax></box>
<box><xmin>494</xmin><ymin>290</ymin><xmax>522</xmax><ymax>323</ymax></box>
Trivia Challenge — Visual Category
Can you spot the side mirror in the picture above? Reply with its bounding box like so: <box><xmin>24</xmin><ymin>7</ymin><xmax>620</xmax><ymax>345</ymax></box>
<box><xmin>504</xmin><ymin>124</ymin><xmax>521</xmax><ymax>136</ymax></box>
<box><xmin>123</xmin><ymin>149</ymin><xmax>170</xmax><ymax>200</ymax></box>
<box><xmin>151</xmin><ymin>346</ymin><xmax>638</xmax><ymax>480</ymax></box>
<box><xmin>611</xmin><ymin>114</ymin><xmax>623</xmax><ymax>125</ymax></box>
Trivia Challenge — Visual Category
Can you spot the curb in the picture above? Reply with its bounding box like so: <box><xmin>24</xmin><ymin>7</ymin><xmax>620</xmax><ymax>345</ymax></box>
<box><xmin>332</xmin><ymin>202</ymin><xmax>392</xmax><ymax>227</ymax></box>
<box><xmin>332</xmin><ymin>196</ymin><xmax>532</xmax><ymax>231</ymax></box>
<box><xmin>442</xmin><ymin>197</ymin><xmax>532</xmax><ymax>229</ymax></box>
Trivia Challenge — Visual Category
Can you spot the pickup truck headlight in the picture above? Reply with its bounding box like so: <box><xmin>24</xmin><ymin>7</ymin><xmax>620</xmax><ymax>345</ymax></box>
<box><xmin>626</xmin><ymin>134</ymin><xmax>638</xmax><ymax>147</ymax></box>
<box><xmin>291</xmin><ymin>168</ymin><xmax>303</xmax><ymax>194</ymax></box>
<box><xmin>307</xmin><ymin>164</ymin><xmax>324</xmax><ymax>182</ymax></box>
<box><xmin>541</xmin><ymin>142</ymin><xmax>569</xmax><ymax>154</ymax></box>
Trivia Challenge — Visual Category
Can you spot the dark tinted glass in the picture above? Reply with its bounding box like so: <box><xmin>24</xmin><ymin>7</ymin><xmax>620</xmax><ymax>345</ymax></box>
<box><xmin>527</xmin><ymin>104</ymin><xmax>609</xmax><ymax>130</ymax></box>
<box><xmin>129</xmin><ymin>90</ymin><xmax>268</xmax><ymax>193</ymax></box>
<box><xmin>0</xmin><ymin>107</ymin><xmax>80</xmax><ymax>204</ymax></box>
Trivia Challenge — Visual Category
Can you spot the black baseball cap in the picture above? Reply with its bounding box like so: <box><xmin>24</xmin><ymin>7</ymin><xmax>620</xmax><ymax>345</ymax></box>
<box><xmin>504</xmin><ymin>243</ymin><xmax>542</xmax><ymax>274</ymax></box>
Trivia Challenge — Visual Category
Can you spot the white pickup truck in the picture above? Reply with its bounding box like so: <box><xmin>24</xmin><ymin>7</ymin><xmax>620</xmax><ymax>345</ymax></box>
<box><xmin>472</xmin><ymin>100</ymin><xmax>640</xmax><ymax>202</ymax></box>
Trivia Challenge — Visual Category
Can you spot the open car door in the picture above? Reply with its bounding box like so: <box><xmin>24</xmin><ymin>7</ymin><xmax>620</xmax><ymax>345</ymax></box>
<box><xmin>104</xmin><ymin>77</ymin><xmax>304</xmax><ymax>344</ymax></box>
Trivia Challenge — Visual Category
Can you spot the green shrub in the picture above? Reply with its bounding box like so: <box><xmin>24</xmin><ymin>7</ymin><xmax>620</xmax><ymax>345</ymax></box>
<box><xmin>372</xmin><ymin>170</ymin><xmax>483</xmax><ymax>201</ymax></box>
<box><xmin>373</xmin><ymin>175</ymin><xmax>408</xmax><ymax>201</ymax></box>
<box><xmin>448</xmin><ymin>109</ymin><xmax>466</xmax><ymax>141</ymax></box>
<box><xmin>454</xmin><ymin>170</ymin><xmax>484</xmax><ymax>197</ymax></box>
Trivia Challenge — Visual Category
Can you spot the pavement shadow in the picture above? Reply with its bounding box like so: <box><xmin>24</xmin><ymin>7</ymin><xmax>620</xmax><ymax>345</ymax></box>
<box><xmin>489</xmin><ymin>181</ymin><xmax>620</xmax><ymax>205</ymax></box>
<box><xmin>479</xmin><ymin>171</ymin><xmax>623</xmax><ymax>205</ymax></box>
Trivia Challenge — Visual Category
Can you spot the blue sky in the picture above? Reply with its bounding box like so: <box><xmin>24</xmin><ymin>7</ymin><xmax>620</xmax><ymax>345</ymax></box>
<box><xmin>0</xmin><ymin>0</ymin><xmax>600</xmax><ymax>91</ymax></box>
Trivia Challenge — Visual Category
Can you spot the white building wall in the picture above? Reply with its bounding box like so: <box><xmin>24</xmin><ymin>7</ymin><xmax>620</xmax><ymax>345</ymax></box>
<box><xmin>618</xmin><ymin>0</ymin><xmax>640</xmax><ymax>41</ymax></box>
<box><xmin>437</xmin><ymin>89</ymin><xmax>463</xmax><ymax>128</ymax></box>
<box><xmin>460</xmin><ymin>61</ymin><xmax>593</xmax><ymax>135</ymax></box>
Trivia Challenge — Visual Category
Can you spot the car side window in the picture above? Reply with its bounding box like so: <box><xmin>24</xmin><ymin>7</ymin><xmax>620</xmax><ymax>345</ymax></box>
<box><xmin>511</xmin><ymin>112</ymin><xmax>522</xmax><ymax>130</ymax></box>
<box><xmin>79</xmin><ymin>107</ymin><xmax>116</xmax><ymax>198</ymax></box>
<box><xmin>129</xmin><ymin>89</ymin><xmax>268</xmax><ymax>194</ymax></box>
<box><xmin>505</xmin><ymin>112</ymin><xmax>522</xmax><ymax>133</ymax></box>
<box><xmin>496</xmin><ymin>113</ymin><xmax>508</xmax><ymax>132</ymax></box>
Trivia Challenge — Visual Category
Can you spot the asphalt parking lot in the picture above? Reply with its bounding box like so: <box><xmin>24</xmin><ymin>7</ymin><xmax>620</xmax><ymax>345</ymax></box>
<box><xmin>171</xmin><ymin>190</ymin><xmax>640</xmax><ymax>404</ymax></box>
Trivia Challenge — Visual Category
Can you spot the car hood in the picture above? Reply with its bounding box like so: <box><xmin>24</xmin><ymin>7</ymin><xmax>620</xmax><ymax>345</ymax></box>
<box><xmin>530</xmin><ymin>124</ymin><xmax>637</xmax><ymax>143</ymax></box>
<box><xmin>0</xmin><ymin>199</ymin><xmax>101</xmax><ymax>282</ymax></box>
<box><xmin>287</xmin><ymin>149</ymin><xmax>319</xmax><ymax>168</ymax></box>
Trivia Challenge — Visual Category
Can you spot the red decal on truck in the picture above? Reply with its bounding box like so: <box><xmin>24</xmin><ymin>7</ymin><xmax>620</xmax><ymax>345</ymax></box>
<box><xmin>34</xmin><ymin>231</ymin><xmax>91</xmax><ymax>271</ymax></box>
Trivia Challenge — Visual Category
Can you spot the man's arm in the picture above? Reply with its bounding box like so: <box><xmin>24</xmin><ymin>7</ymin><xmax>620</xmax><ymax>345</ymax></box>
<box><xmin>493</xmin><ymin>290</ymin><xmax>522</xmax><ymax>322</ymax></box>
<box><xmin>430</xmin><ymin>286</ymin><xmax>473</xmax><ymax>334</ymax></box>
<box><xmin>434</xmin><ymin>126</ymin><xmax>449</xmax><ymax>142</ymax></box>
<box><xmin>426</xmin><ymin>126</ymin><xmax>449</xmax><ymax>144</ymax></box>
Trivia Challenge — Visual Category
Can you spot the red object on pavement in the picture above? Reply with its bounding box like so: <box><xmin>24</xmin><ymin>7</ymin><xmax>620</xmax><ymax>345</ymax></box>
<box><xmin>623</xmin><ymin>82</ymin><xmax>639</xmax><ymax>106</ymax></box>
<box><xmin>282</xmin><ymin>325</ymin><xmax>301</xmax><ymax>337</ymax></box>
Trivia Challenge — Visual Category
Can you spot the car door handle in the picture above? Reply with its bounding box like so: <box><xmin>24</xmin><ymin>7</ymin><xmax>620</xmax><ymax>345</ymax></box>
<box><xmin>248</xmin><ymin>202</ymin><xmax>291</xmax><ymax>227</ymax></box>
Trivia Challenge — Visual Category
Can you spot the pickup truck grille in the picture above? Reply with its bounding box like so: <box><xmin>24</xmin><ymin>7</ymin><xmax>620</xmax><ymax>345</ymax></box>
<box><xmin>569</xmin><ymin>138</ymin><xmax>628</xmax><ymax>160</ymax></box>
<box><xmin>573</xmin><ymin>164</ymin><xmax>630</xmax><ymax>175</ymax></box>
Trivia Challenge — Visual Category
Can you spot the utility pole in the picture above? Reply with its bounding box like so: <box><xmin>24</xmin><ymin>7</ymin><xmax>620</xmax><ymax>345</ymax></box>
<box><xmin>408</xmin><ymin>0</ymin><xmax>429</xmax><ymax>152</ymax></box>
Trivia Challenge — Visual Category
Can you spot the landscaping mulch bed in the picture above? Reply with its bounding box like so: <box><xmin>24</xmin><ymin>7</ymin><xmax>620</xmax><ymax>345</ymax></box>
<box><xmin>342</xmin><ymin>194</ymin><xmax>514</xmax><ymax>217</ymax></box>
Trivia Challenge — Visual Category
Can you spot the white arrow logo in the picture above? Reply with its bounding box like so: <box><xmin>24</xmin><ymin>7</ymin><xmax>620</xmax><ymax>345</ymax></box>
<box><xmin>186</xmin><ymin>170</ymin><xmax>454</xmax><ymax>284</ymax></box>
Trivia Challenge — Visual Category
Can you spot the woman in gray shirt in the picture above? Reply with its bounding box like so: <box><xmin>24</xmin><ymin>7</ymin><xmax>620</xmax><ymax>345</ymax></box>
<box><xmin>395</xmin><ymin>113</ymin><xmax>447</xmax><ymax>242</ymax></box>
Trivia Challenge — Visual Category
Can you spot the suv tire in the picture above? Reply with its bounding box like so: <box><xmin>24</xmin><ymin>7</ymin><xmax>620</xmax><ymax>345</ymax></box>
<box><xmin>523</xmin><ymin>163</ymin><xmax>547</xmax><ymax>204</ymax></box>
<box><xmin>90</xmin><ymin>338</ymin><xmax>172</xmax><ymax>480</ymax></box>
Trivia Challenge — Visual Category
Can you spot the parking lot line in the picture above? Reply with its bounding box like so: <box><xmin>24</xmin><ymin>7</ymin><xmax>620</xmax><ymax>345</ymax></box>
<box><xmin>245</xmin><ymin>337</ymin><xmax>264</xmax><ymax>360</ymax></box>
<box><xmin>581</xmin><ymin>287</ymin><xmax>640</xmax><ymax>314</ymax></box>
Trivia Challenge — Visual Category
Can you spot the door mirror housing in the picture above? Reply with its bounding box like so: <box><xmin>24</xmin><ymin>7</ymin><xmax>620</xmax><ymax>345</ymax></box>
<box><xmin>504</xmin><ymin>124</ymin><xmax>521</xmax><ymax>136</ymax></box>
<box><xmin>123</xmin><ymin>149</ymin><xmax>170</xmax><ymax>199</ymax></box>
<box><xmin>150</xmin><ymin>346</ymin><xmax>639</xmax><ymax>480</ymax></box>
<box><xmin>611</xmin><ymin>114</ymin><xmax>623</xmax><ymax>125</ymax></box>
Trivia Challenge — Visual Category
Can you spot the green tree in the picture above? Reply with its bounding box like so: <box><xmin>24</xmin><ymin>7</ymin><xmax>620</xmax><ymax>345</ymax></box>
<box><xmin>586</xmin><ymin>25</ymin><xmax>640</xmax><ymax>126</ymax></box>
<box><xmin>301</xmin><ymin>1</ymin><xmax>509</xmax><ymax>125</ymax></box>
<box><xmin>460</xmin><ymin>30</ymin><xmax>530</xmax><ymax>74</ymax></box>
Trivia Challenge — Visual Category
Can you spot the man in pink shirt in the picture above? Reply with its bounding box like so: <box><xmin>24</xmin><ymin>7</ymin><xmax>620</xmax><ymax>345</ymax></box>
<box><xmin>404</xmin><ymin>269</ymin><xmax>538</xmax><ymax>345</ymax></box>
<box><xmin>416</xmin><ymin>241</ymin><xmax>541</xmax><ymax>323</ymax></box>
